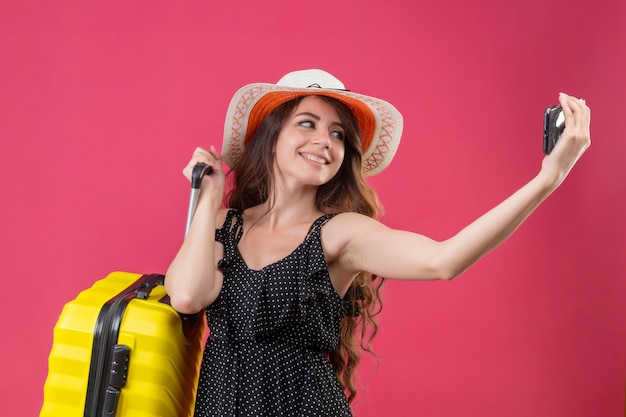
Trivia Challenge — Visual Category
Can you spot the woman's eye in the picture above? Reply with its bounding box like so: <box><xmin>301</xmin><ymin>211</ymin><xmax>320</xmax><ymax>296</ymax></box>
<box><xmin>331</xmin><ymin>130</ymin><xmax>345</xmax><ymax>140</ymax></box>
<box><xmin>298</xmin><ymin>120</ymin><xmax>314</xmax><ymax>128</ymax></box>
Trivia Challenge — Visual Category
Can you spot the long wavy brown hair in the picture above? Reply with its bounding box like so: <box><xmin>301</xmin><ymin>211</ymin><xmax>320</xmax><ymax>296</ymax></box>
<box><xmin>226</xmin><ymin>95</ymin><xmax>385</xmax><ymax>403</ymax></box>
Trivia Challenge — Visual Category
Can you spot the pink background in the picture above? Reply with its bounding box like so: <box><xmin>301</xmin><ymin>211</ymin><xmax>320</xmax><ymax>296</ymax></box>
<box><xmin>2</xmin><ymin>1</ymin><xmax>625</xmax><ymax>416</ymax></box>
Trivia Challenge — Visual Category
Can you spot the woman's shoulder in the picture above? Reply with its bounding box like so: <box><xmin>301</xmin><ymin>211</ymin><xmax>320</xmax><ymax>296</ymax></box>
<box><xmin>325</xmin><ymin>211</ymin><xmax>380</xmax><ymax>227</ymax></box>
<box><xmin>321</xmin><ymin>212</ymin><xmax>382</xmax><ymax>249</ymax></box>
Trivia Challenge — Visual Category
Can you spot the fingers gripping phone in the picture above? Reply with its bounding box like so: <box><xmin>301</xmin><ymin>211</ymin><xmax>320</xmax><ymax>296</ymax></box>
<box><xmin>543</xmin><ymin>105</ymin><xmax>565</xmax><ymax>154</ymax></box>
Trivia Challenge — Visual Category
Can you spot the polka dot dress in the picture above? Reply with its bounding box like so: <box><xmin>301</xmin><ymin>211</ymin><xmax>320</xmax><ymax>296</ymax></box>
<box><xmin>194</xmin><ymin>209</ymin><xmax>353</xmax><ymax>417</ymax></box>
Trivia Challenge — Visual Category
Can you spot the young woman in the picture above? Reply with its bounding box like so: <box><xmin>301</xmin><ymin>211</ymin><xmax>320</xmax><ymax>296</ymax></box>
<box><xmin>165</xmin><ymin>69</ymin><xmax>591</xmax><ymax>417</ymax></box>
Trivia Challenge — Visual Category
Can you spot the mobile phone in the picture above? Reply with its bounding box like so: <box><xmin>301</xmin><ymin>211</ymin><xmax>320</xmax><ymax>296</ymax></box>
<box><xmin>543</xmin><ymin>105</ymin><xmax>565</xmax><ymax>154</ymax></box>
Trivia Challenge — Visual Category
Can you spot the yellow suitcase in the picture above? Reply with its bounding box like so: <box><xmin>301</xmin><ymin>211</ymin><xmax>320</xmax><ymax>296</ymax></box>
<box><xmin>40</xmin><ymin>272</ymin><xmax>205</xmax><ymax>417</ymax></box>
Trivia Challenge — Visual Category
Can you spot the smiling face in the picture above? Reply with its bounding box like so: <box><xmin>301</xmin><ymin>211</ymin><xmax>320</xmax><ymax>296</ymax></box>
<box><xmin>273</xmin><ymin>95</ymin><xmax>346</xmax><ymax>188</ymax></box>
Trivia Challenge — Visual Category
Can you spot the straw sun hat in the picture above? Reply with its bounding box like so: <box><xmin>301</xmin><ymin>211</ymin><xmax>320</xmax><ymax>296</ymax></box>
<box><xmin>222</xmin><ymin>69</ymin><xmax>403</xmax><ymax>176</ymax></box>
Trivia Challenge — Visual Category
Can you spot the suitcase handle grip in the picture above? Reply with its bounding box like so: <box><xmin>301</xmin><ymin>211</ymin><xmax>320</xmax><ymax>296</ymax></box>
<box><xmin>191</xmin><ymin>162</ymin><xmax>213</xmax><ymax>189</ymax></box>
<box><xmin>185</xmin><ymin>163</ymin><xmax>214</xmax><ymax>238</ymax></box>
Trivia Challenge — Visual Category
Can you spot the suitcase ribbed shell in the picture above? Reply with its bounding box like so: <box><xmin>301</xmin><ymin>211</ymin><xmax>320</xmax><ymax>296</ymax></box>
<box><xmin>41</xmin><ymin>272</ymin><xmax>205</xmax><ymax>417</ymax></box>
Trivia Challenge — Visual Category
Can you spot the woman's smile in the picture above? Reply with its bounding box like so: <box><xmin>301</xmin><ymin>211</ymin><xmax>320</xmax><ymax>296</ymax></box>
<box><xmin>300</xmin><ymin>152</ymin><xmax>329</xmax><ymax>165</ymax></box>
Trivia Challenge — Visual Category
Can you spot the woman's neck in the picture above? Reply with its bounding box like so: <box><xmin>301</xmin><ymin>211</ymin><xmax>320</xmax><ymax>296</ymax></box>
<box><xmin>245</xmin><ymin>186</ymin><xmax>322</xmax><ymax>230</ymax></box>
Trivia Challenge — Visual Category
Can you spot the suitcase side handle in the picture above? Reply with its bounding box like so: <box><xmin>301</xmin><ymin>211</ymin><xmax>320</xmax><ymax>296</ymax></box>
<box><xmin>135</xmin><ymin>274</ymin><xmax>165</xmax><ymax>300</ymax></box>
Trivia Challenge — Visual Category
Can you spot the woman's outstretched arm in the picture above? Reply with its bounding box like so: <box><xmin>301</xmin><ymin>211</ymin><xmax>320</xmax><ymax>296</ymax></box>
<box><xmin>331</xmin><ymin>93</ymin><xmax>591</xmax><ymax>284</ymax></box>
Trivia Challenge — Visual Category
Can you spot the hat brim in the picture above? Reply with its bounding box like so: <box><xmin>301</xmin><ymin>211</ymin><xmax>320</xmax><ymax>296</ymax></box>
<box><xmin>223</xmin><ymin>83</ymin><xmax>403</xmax><ymax>176</ymax></box>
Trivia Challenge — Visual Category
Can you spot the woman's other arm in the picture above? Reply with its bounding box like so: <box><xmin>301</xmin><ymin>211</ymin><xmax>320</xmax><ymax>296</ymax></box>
<box><xmin>165</xmin><ymin>146</ymin><xmax>226</xmax><ymax>314</ymax></box>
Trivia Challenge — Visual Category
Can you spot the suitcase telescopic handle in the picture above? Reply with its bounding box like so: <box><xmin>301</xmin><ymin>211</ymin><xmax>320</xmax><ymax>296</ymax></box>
<box><xmin>185</xmin><ymin>162</ymin><xmax>213</xmax><ymax>238</ymax></box>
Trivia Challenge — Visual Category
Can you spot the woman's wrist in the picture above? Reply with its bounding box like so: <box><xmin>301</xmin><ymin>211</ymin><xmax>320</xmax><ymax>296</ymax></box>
<box><xmin>534</xmin><ymin>165</ymin><xmax>563</xmax><ymax>195</ymax></box>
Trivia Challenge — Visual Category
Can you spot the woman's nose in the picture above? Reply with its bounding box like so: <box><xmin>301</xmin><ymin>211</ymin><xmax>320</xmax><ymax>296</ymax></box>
<box><xmin>312</xmin><ymin>131</ymin><xmax>332</xmax><ymax>148</ymax></box>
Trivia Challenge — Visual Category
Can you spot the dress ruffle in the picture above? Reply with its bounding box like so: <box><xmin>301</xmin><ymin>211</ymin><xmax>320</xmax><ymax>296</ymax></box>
<box><xmin>209</xmin><ymin>210</ymin><xmax>347</xmax><ymax>349</ymax></box>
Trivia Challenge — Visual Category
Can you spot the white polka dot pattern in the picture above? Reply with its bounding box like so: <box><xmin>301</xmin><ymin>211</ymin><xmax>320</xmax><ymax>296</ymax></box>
<box><xmin>193</xmin><ymin>210</ymin><xmax>352</xmax><ymax>417</ymax></box>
